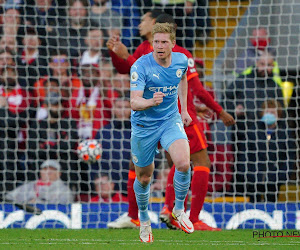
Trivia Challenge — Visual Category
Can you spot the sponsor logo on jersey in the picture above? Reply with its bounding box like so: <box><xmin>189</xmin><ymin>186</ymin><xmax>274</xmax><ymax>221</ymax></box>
<box><xmin>153</xmin><ymin>73</ymin><xmax>160</xmax><ymax>79</ymax></box>
<box><xmin>131</xmin><ymin>72</ymin><xmax>138</xmax><ymax>82</ymax></box>
<box><xmin>176</xmin><ymin>69</ymin><xmax>183</xmax><ymax>78</ymax></box>
<box><xmin>188</xmin><ymin>58</ymin><xmax>195</xmax><ymax>68</ymax></box>
<box><xmin>149</xmin><ymin>85</ymin><xmax>178</xmax><ymax>92</ymax></box>
<box><xmin>148</xmin><ymin>85</ymin><xmax>178</xmax><ymax>96</ymax></box>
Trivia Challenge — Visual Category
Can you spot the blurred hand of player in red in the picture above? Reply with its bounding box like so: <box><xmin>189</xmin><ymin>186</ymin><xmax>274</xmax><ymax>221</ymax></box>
<box><xmin>219</xmin><ymin>110</ymin><xmax>236</xmax><ymax>127</ymax></box>
<box><xmin>106</xmin><ymin>36</ymin><xmax>115</xmax><ymax>51</ymax></box>
<box><xmin>107</xmin><ymin>35</ymin><xmax>130</xmax><ymax>60</ymax></box>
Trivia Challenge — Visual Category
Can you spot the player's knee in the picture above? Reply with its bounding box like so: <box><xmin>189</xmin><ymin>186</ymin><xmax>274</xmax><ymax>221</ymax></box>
<box><xmin>175</xmin><ymin>159</ymin><xmax>190</xmax><ymax>172</ymax></box>
<box><xmin>139</xmin><ymin>175</ymin><xmax>151</xmax><ymax>186</ymax></box>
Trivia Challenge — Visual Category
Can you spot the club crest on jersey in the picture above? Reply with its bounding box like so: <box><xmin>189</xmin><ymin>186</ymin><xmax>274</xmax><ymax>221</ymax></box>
<box><xmin>176</xmin><ymin>69</ymin><xmax>183</xmax><ymax>78</ymax></box>
<box><xmin>131</xmin><ymin>71</ymin><xmax>138</xmax><ymax>82</ymax></box>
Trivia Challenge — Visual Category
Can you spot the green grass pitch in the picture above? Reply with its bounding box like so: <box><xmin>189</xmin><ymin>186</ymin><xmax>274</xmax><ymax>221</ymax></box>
<box><xmin>0</xmin><ymin>229</ymin><xmax>299</xmax><ymax>249</ymax></box>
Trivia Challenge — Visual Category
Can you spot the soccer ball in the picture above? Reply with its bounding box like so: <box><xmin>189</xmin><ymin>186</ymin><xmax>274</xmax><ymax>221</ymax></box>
<box><xmin>77</xmin><ymin>139</ymin><xmax>102</xmax><ymax>163</ymax></box>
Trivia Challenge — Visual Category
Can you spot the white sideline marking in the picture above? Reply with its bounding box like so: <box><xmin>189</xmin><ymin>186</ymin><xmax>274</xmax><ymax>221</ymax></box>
<box><xmin>0</xmin><ymin>239</ymin><xmax>300</xmax><ymax>246</ymax></box>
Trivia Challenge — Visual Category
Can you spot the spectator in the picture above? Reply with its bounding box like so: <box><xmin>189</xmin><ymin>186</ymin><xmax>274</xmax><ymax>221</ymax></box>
<box><xmin>58</xmin><ymin>0</ymin><xmax>97</xmax><ymax>64</ymax></box>
<box><xmin>71</xmin><ymin>63</ymin><xmax>118</xmax><ymax>139</ymax></box>
<box><xmin>90</xmin><ymin>174</ymin><xmax>128</xmax><ymax>203</ymax></box>
<box><xmin>80</xmin><ymin>28</ymin><xmax>104</xmax><ymax>65</ymax></box>
<box><xmin>93</xmin><ymin>97</ymin><xmax>131</xmax><ymax>194</ymax></box>
<box><xmin>100</xmin><ymin>59</ymin><xmax>113</xmax><ymax>88</ymax></box>
<box><xmin>0</xmin><ymin>35</ymin><xmax>18</xmax><ymax>54</ymax></box>
<box><xmin>17</xmin><ymin>28</ymin><xmax>47</xmax><ymax>91</ymax></box>
<box><xmin>224</xmin><ymin>28</ymin><xmax>278</xmax><ymax>76</ymax></box>
<box><xmin>4</xmin><ymin>0</ymin><xmax>24</xmax><ymax>10</ymax></box>
<box><xmin>225</xmin><ymin>51</ymin><xmax>284</xmax><ymax>140</ymax></box>
<box><xmin>6</xmin><ymin>160</ymin><xmax>74</xmax><ymax>204</ymax></box>
<box><xmin>0</xmin><ymin>49</ymin><xmax>16</xmax><ymax>80</ymax></box>
<box><xmin>0</xmin><ymin>66</ymin><xmax>30</xmax><ymax>198</ymax></box>
<box><xmin>35</xmin><ymin>78</ymin><xmax>72</xmax><ymax>120</ymax></box>
<box><xmin>25</xmin><ymin>0</ymin><xmax>66</xmax><ymax>47</ymax></box>
<box><xmin>224</xmin><ymin>51</ymin><xmax>285</xmax><ymax>195</ymax></box>
<box><xmin>89</xmin><ymin>0</ymin><xmax>121</xmax><ymax>39</ymax></box>
<box><xmin>0</xmin><ymin>7</ymin><xmax>24</xmax><ymax>46</ymax></box>
<box><xmin>27</xmin><ymin>91</ymin><xmax>79</xmax><ymax>188</ymax></box>
<box><xmin>237</xmin><ymin>100</ymin><xmax>296</xmax><ymax>202</ymax></box>
<box><xmin>112</xmin><ymin>72</ymin><xmax>130</xmax><ymax>97</ymax></box>
<box><xmin>33</xmin><ymin>49</ymin><xmax>81</xmax><ymax>107</ymax></box>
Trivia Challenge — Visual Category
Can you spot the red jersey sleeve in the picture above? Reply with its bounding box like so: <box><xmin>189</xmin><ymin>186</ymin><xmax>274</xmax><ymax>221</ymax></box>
<box><xmin>109</xmin><ymin>41</ymin><xmax>153</xmax><ymax>74</ymax></box>
<box><xmin>109</xmin><ymin>50</ymin><xmax>131</xmax><ymax>74</ymax></box>
<box><xmin>188</xmin><ymin>77</ymin><xmax>223</xmax><ymax>115</ymax></box>
<box><xmin>173</xmin><ymin>45</ymin><xmax>223</xmax><ymax>115</ymax></box>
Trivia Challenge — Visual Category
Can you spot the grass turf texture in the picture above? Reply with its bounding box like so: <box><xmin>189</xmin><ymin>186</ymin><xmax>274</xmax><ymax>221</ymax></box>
<box><xmin>0</xmin><ymin>229</ymin><xmax>299</xmax><ymax>249</ymax></box>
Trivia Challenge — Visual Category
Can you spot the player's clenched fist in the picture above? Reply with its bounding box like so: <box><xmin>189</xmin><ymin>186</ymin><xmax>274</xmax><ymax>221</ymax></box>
<box><xmin>152</xmin><ymin>92</ymin><xmax>165</xmax><ymax>106</ymax></box>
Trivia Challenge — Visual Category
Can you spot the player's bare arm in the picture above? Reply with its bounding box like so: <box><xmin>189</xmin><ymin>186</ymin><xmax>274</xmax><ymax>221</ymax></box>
<box><xmin>178</xmin><ymin>73</ymin><xmax>192</xmax><ymax>126</ymax></box>
<box><xmin>113</xmin><ymin>42</ymin><xmax>130</xmax><ymax>60</ymax></box>
<box><xmin>219</xmin><ymin>109</ymin><xmax>236</xmax><ymax>126</ymax></box>
<box><xmin>130</xmin><ymin>90</ymin><xmax>165</xmax><ymax>111</ymax></box>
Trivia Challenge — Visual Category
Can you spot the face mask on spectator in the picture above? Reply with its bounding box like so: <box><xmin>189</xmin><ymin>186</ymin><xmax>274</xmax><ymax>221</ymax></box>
<box><xmin>251</xmin><ymin>38</ymin><xmax>270</xmax><ymax>50</ymax></box>
<box><xmin>261</xmin><ymin>112</ymin><xmax>277</xmax><ymax>125</ymax></box>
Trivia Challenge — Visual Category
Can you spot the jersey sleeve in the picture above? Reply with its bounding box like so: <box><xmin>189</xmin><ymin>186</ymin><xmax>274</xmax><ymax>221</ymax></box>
<box><xmin>183</xmin><ymin>55</ymin><xmax>189</xmax><ymax>75</ymax></box>
<box><xmin>109</xmin><ymin>50</ymin><xmax>131</xmax><ymax>74</ymax></box>
<box><xmin>130</xmin><ymin>60</ymin><xmax>146</xmax><ymax>92</ymax></box>
<box><xmin>186</xmin><ymin>57</ymin><xmax>199</xmax><ymax>81</ymax></box>
<box><xmin>188</xmin><ymin>76</ymin><xmax>223</xmax><ymax>115</ymax></box>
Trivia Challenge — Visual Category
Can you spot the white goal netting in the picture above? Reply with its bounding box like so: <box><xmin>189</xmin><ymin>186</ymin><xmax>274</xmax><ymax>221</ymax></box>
<box><xmin>0</xmin><ymin>0</ymin><xmax>299</xmax><ymax>229</ymax></box>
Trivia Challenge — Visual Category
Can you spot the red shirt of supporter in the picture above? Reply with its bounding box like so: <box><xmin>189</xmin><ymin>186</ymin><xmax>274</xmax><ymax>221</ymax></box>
<box><xmin>70</xmin><ymin>64</ymin><xmax>119</xmax><ymax>139</ymax></box>
<box><xmin>71</xmin><ymin>86</ymin><xmax>118</xmax><ymax>139</ymax></box>
<box><xmin>32</xmin><ymin>75</ymin><xmax>81</xmax><ymax>107</ymax></box>
<box><xmin>0</xmin><ymin>84</ymin><xmax>28</xmax><ymax>114</ymax></box>
<box><xmin>90</xmin><ymin>192</ymin><xmax>128</xmax><ymax>203</ymax></box>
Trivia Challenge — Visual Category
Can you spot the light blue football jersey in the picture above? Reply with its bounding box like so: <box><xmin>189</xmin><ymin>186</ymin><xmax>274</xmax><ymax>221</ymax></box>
<box><xmin>130</xmin><ymin>52</ymin><xmax>188</xmax><ymax>128</ymax></box>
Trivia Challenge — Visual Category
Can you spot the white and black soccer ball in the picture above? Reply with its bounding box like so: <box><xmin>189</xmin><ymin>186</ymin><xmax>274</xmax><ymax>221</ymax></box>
<box><xmin>77</xmin><ymin>139</ymin><xmax>102</xmax><ymax>163</ymax></box>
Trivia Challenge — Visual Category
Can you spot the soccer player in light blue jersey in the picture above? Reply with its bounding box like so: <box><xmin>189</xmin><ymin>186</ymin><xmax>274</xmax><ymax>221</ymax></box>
<box><xmin>130</xmin><ymin>22</ymin><xmax>194</xmax><ymax>243</ymax></box>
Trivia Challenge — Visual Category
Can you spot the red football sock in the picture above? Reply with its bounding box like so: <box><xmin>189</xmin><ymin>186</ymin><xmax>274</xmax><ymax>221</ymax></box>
<box><xmin>189</xmin><ymin>166</ymin><xmax>210</xmax><ymax>224</ymax></box>
<box><xmin>164</xmin><ymin>164</ymin><xmax>176</xmax><ymax>211</ymax></box>
<box><xmin>127</xmin><ymin>170</ymin><xmax>139</xmax><ymax>220</ymax></box>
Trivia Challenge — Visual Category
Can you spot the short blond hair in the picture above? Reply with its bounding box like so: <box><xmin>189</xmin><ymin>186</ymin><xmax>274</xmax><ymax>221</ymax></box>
<box><xmin>152</xmin><ymin>23</ymin><xmax>176</xmax><ymax>42</ymax></box>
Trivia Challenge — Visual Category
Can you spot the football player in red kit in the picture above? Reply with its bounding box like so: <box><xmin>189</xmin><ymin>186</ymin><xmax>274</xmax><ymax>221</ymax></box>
<box><xmin>107</xmin><ymin>10</ymin><xmax>235</xmax><ymax>230</ymax></box>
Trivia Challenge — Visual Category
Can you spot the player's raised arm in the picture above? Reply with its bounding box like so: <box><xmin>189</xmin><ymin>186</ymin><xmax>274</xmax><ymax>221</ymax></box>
<box><xmin>178</xmin><ymin>73</ymin><xmax>192</xmax><ymax>126</ymax></box>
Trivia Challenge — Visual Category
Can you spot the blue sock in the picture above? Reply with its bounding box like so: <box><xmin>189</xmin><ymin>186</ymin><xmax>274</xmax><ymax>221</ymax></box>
<box><xmin>133</xmin><ymin>178</ymin><xmax>150</xmax><ymax>222</ymax></box>
<box><xmin>174</xmin><ymin>168</ymin><xmax>191</xmax><ymax>211</ymax></box>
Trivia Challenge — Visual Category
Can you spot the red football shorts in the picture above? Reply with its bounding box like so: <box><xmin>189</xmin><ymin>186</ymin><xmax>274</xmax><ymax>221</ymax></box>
<box><xmin>185</xmin><ymin>122</ymin><xmax>208</xmax><ymax>154</ymax></box>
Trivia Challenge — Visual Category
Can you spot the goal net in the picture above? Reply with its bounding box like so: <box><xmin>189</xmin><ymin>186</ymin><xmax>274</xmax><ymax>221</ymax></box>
<box><xmin>0</xmin><ymin>0</ymin><xmax>298</xmax><ymax>229</ymax></box>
